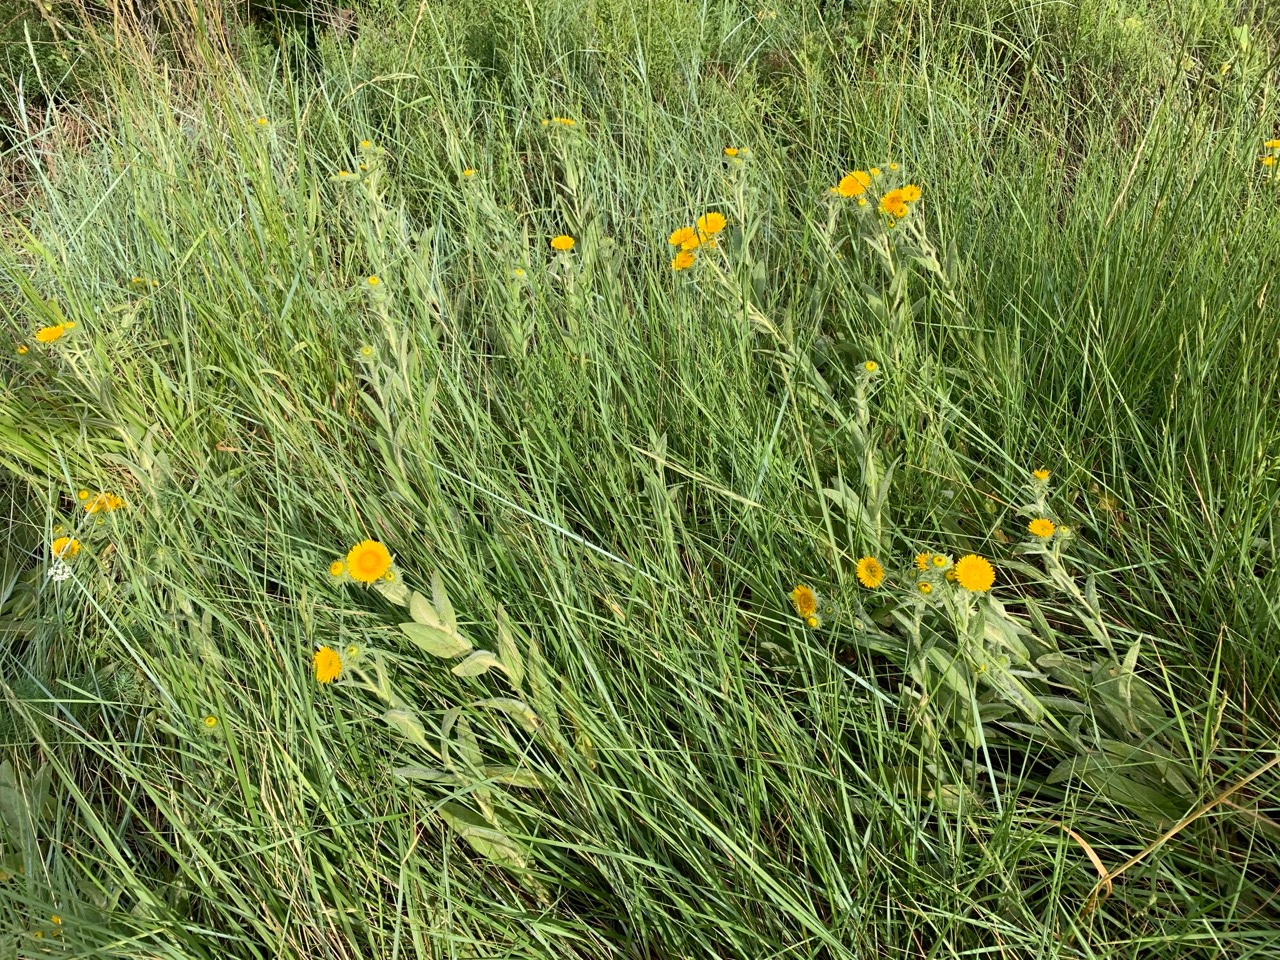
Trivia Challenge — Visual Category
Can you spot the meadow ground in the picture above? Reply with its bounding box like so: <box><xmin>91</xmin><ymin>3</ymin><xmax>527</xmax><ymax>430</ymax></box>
<box><xmin>2</xmin><ymin>1</ymin><xmax>1280</xmax><ymax>957</ymax></box>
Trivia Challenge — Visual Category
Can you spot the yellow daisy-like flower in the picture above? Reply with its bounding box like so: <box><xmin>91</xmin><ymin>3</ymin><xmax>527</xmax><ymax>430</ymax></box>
<box><xmin>360</xmin><ymin>139</ymin><xmax>373</xmax><ymax>149</ymax></box>
<box><xmin>1262</xmin><ymin>156</ymin><xmax>1278</xmax><ymax>167</ymax></box>
<box><xmin>358</xmin><ymin>345</ymin><xmax>374</xmax><ymax>358</ymax></box>
<box><xmin>836</xmin><ymin>171</ymin><xmax>871</xmax><ymax>197</ymax></box>
<box><xmin>696</xmin><ymin>211</ymin><xmax>727</xmax><ymax>236</ymax></box>
<box><xmin>16</xmin><ymin>344</ymin><xmax>27</xmax><ymax>355</ymax></box>
<box><xmin>345</xmin><ymin>643</ymin><xmax>363</xmax><ymax>658</ymax></box>
<box><xmin>366</xmin><ymin>275</ymin><xmax>381</xmax><ymax>286</ymax></box>
<box><xmin>1033</xmin><ymin>468</ymin><xmax>1051</xmax><ymax>481</ymax></box>
<box><xmin>879</xmin><ymin>190</ymin><xmax>909</xmax><ymax>219</ymax></box>
<box><xmin>724</xmin><ymin>147</ymin><xmax>739</xmax><ymax>157</ymax></box>
<box><xmin>856</xmin><ymin>197</ymin><xmax>868</xmax><ymax>207</ymax></box>
<box><xmin>313</xmin><ymin>646</ymin><xmax>343</xmax><ymax>684</ymax></box>
<box><xmin>931</xmin><ymin>554</ymin><xmax>949</xmax><ymax>568</ymax></box>
<box><xmin>899</xmin><ymin>184</ymin><xmax>922</xmax><ymax>202</ymax></box>
<box><xmin>1028</xmin><ymin>518</ymin><xmax>1056</xmax><ymax>538</ymax></box>
<box><xmin>51</xmin><ymin>536</ymin><xmax>80</xmax><ymax>560</ymax></box>
<box><xmin>668</xmin><ymin>225</ymin><xmax>696</xmax><ymax>247</ymax></box>
<box><xmin>917</xmin><ymin>582</ymin><xmax>933</xmax><ymax>595</ymax></box>
<box><xmin>255</xmin><ymin>116</ymin><xmax>268</xmax><ymax>126</ymax></box>
<box><xmin>954</xmin><ymin>554</ymin><xmax>996</xmax><ymax>592</ymax></box>
<box><xmin>1265</xmin><ymin>139</ymin><xmax>1280</xmax><ymax>149</ymax></box>
<box><xmin>462</xmin><ymin>168</ymin><xmax>476</xmax><ymax>177</ymax></box>
<box><xmin>870</xmin><ymin>167</ymin><xmax>882</xmax><ymax>176</ymax></box>
<box><xmin>203</xmin><ymin>715</ymin><xmax>219</xmax><ymax>728</ymax></box>
<box><xmin>346</xmin><ymin>540</ymin><xmax>392</xmax><ymax>583</ymax></box>
<box><xmin>551</xmin><ymin>235</ymin><xmax>575</xmax><ymax>251</ymax></box>
<box><xmin>806</xmin><ymin>615</ymin><xmax>820</xmax><ymax>629</ymax></box>
<box><xmin>338</xmin><ymin>170</ymin><xmax>352</xmax><ymax>179</ymax></box>
<box><xmin>35</xmin><ymin>324</ymin><xmax>67</xmax><ymax>343</ymax></box>
<box><xmin>888</xmin><ymin>162</ymin><xmax>899</xmax><ymax>171</ymax></box>
<box><xmin>790</xmin><ymin>584</ymin><xmax>819</xmax><ymax>618</ymax></box>
<box><xmin>863</xmin><ymin>360</ymin><xmax>878</xmax><ymax>372</ymax></box>
<box><xmin>329</xmin><ymin>560</ymin><xmax>346</xmax><ymax>578</ymax></box>
<box><xmin>84</xmin><ymin>491</ymin><xmax>124</xmax><ymax>514</ymax></box>
<box><xmin>856</xmin><ymin>556</ymin><xmax>885</xmax><ymax>588</ymax></box>
<box><xmin>914</xmin><ymin>552</ymin><xmax>930</xmax><ymax>571</ymax></box>
<box><xmin>671</xmin><ymin>250</ymin><xmax>696</xmax><ymax>271</ymax></box>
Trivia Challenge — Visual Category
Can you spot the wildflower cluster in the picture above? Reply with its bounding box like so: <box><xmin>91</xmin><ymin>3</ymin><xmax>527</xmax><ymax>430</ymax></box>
<box><xmin>789</xmin><ymin>584</ymin><xmax>822</xmax><ymax>628</ymax></box>
<box><xmin>830</xmin><ymin>165</ymin><xmax>922</xmax><ymax>229</ymax></box>
<box><xmin>79</xmin><ymin>489</ymin><xmax>125</xmax><ymax>514</ymax></box>
<box><xmin>19</xmin><ymin>319</ymin><xmax>78</xmax><ymax>353</ymax></box>
<box><xmin>328</xmin><ymin>539</ymin><xmax>398</xmax><ymax>587</ymax></box>
<box><xmin>542</xmin><ymin>116</ymin><xmax>576</xmax><ymax>127</ymax></box>
<box><xmin>666</xmin><ymin>211</ymin><xmax>727</xmax><ymax>271</ymax></box>
<box><xmin>1262</xmin><ymin>137</ymin><xmax>1280</xmax><ymax>176</ymax></box>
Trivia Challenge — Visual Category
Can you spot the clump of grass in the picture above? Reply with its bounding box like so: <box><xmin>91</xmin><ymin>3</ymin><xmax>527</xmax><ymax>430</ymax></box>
<box><xmin>2</xmin><ymin>2</ymin><xmax>1279</xmax><ymax>958</ymax></box>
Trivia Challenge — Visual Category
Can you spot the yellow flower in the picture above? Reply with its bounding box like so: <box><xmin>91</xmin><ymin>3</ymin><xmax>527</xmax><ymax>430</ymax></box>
<box><xmin>366</xmin><ymin>275</ymin><xmax>381</xmax><ymax>286</ymax></box>
<box><xmin>856</xmin><ymin>197</ymin><xmax>868</xmax><ymax>207</ymax></box>
<box><xmin>77</xmin><ymin>489</ymin><xmax>89</xmax><ymax>500</ymax></box>
<box><xmin>346</xmin><ymin>540</ymin><xmax>392</xmax><ymax>583</ymax></box>
<box><xmin>1033</xmin><ymin>468</ymin><xmax>1051</xmax><ymax>481</ymax></box>
<box><xmin>313</xmin><ymin>646</ymin><xmax>343</xmax><ymax>683</ymax></box>
<box><xmin>870</xmin><ymin>167</ymin><xmax>882</xmax><ymax>176</ymax></box>
<box><xmin>790</xmin><ymin>584</ymin><xmax>818</xmax><ymax>618</ymax></box>
<box><xmin>888</xmin><ymin>162</ymin><xmax>899</xmax><ymax>171</ymax></box>
<box><xmin>856</xmin><ymin>556</ymin><xmax>885</xmax><ymax>588</ymax></box>
<box><xmin>462</xmin><ymin>168</ymin><xmax>476</xmax><ymax>177</ymax></box>
<box><xmin>806</xmin><ymin>615</ymin><xmax>820</xmax><ymax>628</ymax></box>
<box><xmin>668</xmin><ymin>225</ymin><xmax>696</xmax><ymax>247</ymax></box>
<box><xmin>1265</xmin><ymin>138</ymin><xmax>1280</xmax><ymax>149</ymax></box>
<box><xmin>899</xmin><ymin>184</ymin><xmax>922</xmax><ymax>202</ymax></box>
<box><xmin>16</xmin><ymin>344</ymin><xmax>27</xmax><ymax>355</ymax></box>
<box><xmin>338</xmin><ymin>170</ymin><xmax>351</xmax><ymax>179</ymax></box>
<box><xmin>837</xmin><ymin>171</ymin><xmax>871</xmax><ymax>197</ymax></box>
<box><xmin>51</xmin><ymin>536</ymin><xmax>80</xmax><ymax>560</ymax></box>
<box><xmin>35</xmin><ymin>324</ymin><xmax>67</xmax><ymax>343</ymax></box>
<box><xmin>360</xmin><ymin>139</ymin><xmax>373</xmax><ymax>149</ymax></box>
<box><xmin>914</xmin><ymin>552</ymin><xmax>930</xmax><ymax>571</ymax></box>
<box><xmin>863</xmin><ymin>360</ymin><xmax>878</xmax><ymax>372</ymax></box>
<box><xmin>51</xmin><ymin>916</ymin><xmax>61</xmax><ymax>926</ymax></box>
<box><xmin>1028</xmin><ymin>518</ymin><xmax>1056</xmax><ymax>538</ymax></box>
<box><xmin>879</xmin><ymin>190</ymin><xmax>909</xmax><ymax>218</ymax></box>
<box><xmin>724</xmin><ymin>147</ymin><xmax>739</xmax><ymax>157</ymax></box>
<box><xmin>203</xmin><ymin>715</ymin><xmax>219</xmax><ymax>728</ymax></box>
<box><xmin>551</xmin><ymin>235</ymin><xmax>575</xmax><ymax>251</ymax></box>
<box><xmin>671</xmin><ymin>250</ymin><xmax>696</xmax><ymax>271</ymax></box>
<box><xmin>696</xmin><ymin>211</ymin><xmax>727</xmax><ymax>236</ymax></box>
<box><xmin>255</xmin><ymin>116</ymin><xmax>268</xmax><ymax>126</ymax></box>
<box><xmin>329</xmin><ymin>560</ymin><xmax>346</xmax><ymax>578</ymax></box>
<box><xmin>917</xmin><ymin>582</ymin><xmax>933</xmax><ymax>594</ymax></box>
<box><xmin>358</xmin><ymin>345</ymin><xmax>374</xmax><ymax>357</ymax></box>
<box><xmin>1263</xmin><ymin>156</ymin><xmax>1278</xmax><ymax>167</ymax></box>
<box><xmin>954</xmin><ymin>554</ymin><xmax>996</xmax><ymax>592</ymax></box>
<box><xmin>931</xmin><ymin>554</ymin><xmax>949</xmax><ymax>568</ymax></box>
<box><xmin>84</xmin><ymin>492</ymin><xmax>124</xmax><ymax>513</ymax></box>
<box><xmin>345</xmin><ymin>643</ymin><xmax>363</xmax><ymax>658</ymax></box>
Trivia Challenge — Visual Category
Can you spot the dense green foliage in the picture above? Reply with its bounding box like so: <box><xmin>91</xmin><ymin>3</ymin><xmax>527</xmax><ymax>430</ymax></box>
<box><xmin>2</xmin><ymin>1</ymin><xmax>1280</xmax><ymax>957</ymax></box>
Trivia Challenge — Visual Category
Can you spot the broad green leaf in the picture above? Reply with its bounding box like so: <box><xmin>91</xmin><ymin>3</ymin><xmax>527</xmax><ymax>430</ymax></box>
<box><xmin>374</xmin><ymin>578</ymin><xmax>411</xmax><ymax>606</ymax></box>
<box><xmin>400</xmin><ymin>621</ymin><xmax>471</xmax><ymax>658</ymax></box>
<box><xmin>392</xmin><ymin>766</ymin><xmax>460</xmax><ymax>785</ymax></box>
<box><xmin>483</xmin><ymin>767</ymin><xmax>545</xmax><ymax>789</ymax></box>
<box><xmin>454</xmin><ymin>715</ymin><xmax>482</xmax><ymax>769</ymax></box>
<box><xmin>431</xmin><ymin>570</ymin><xmax>457</xmax><ymax>633</ymax></box>
<box><xmin>452</xmin><ymin>649</ymin><xmax>499</xmax><ymax>677</ymax></box>
<box><xmin>382</xmin><ymin>708</ymin><xmax>431</xmax><ymax>750</ymax></box>
<box><xmin>409</xmin><ymin>590</ymin><xmax>442</xmax><ymax>628</ymax></box>
<box><xmin>437</xmin><ymin>802</ymin><xmax>527</xmax><ymax>871</ymax></box>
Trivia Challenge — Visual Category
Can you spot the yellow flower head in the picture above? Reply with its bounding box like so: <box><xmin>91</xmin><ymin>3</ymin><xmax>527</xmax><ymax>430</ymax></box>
<box><xmin>696</xmin><ymin>211</ymin><xmax>727</xmax><ymax>236</ymax></box>
<box><xmin>870</xmin><ymin>167</ymin><xmax>882</xmax><ymax>176</ymax></box>
<box><xmin>51</xmin><ymin>536</ymin><xmax>81</xmax><ymax>560</ymax></box>
<box><xmin>671</xmin><ymin>250</ymin><xmax>696</xmax><ymax>271</ymax></box>
<box><xmin>856</xmin><ymin>556</ymin><xmax>885</xmax><ymax>588</ymax></box>
<box><xmin>338</xmin><ymin>170</ymin><xmax>351</xmax><ymax>179</ymax></box>
<box><xmin>863</xmin><ymin>360</ymin><xmax>878</xmax><ymax>372</ymax></box>
<box><xmin>77</xmin><ymin>489</ymin><xmax>89</xmax><ymax>500</ymax></box>
<box><xmin>669</xmin><ymin>225</ymin><xmax>696</xmax><ymax>247</ymax></box>
<box><xmin>837</xmin><ymin>171</ymin><xmax>871</xmax><ymax>198</ymax></box>
<box><xmin>1028</xmin><ymin>518</ymin><xmax>1056</xmax><ymax>539</ymax></box>
<box><xmin>84</xmin><ymin>492</ymin><xmax>124</xmax><ymax>514</ymax></box>
<box><xmin>329</xmin><ymin>559</ymin><xmax>346</xmax><ymax>578</ymax></box>
<box><xmin>790</xmin><ymin>584</ymin><xmax>818</xmax><ymax>618</ymax></box>
<box><xmin>857</xmin><ymin>197</ymin><xmax>868</xmax><ymax>207</ymax></box>
<box><xmin>1265</xmin><ymin>138</ymin><xmax>1280</xmax><ymax>149</ymax></box>
<box><xmin>203</xmin><ymin>715</ymin><xmax>219</xmax><ymax>728</ymax></box>
<box><xmin>551</xmin><ymin>235</ymin><xmax>575</xmax><ymax>251</ymax></box>
<box><xmin>462</xmin><ymin>168</ymin><xmax>476</xmax><ymax>177</ymax></box>
<box><xmin>35</xmin><ymin>324</ymin><xmax>67</xmax><ymax>344</ymax></box>
<box><xmin>313</xmin><ymin>646</ymin><xmax>343</xmax><ymax>683</ymax></box>
<box><xmin>914</xmin><ymin>552</ymin><xmax>930</xmax><ymax>571</ymax></box>
<box><xmin>346</xmin><ymin>540</ymin><xmax>392</xmax><ymax>583</ymax></box>
<box><xmin>358</xmin><ymin>345</ymin><xmax>374</xmax><ymax>357</ymax></box>
<box><xmin>16</xmin><ymin>344</ymin><xmax>27</xmax><ymax>355</ymax></box>
<box><xmin>255</xmin><ymin>116</ymin><xmax>268</xmax><ymax>126</ymax></box>
<box><xmin>1262</xmin><ymin>156</ymin><xmax>1278</xmax><ymax>167</ymax></box>
<box><xmin>360</xmin><ymin>139</ymin><xmax>373</xmax><ymax>149</ymax></box>
<box><xmin>1033</xmin><ymin>468</ymin><xmax>1051</xmax><ymax>481</ymax></box>
<box><xmin>931</xmin><ymin>554</ymin><xmax>949</xmax><ymax>568</ymax></box>
<box><xmin>879</xmin><ymin>190</ymin><xmax>909</xmax><ymax>219</ymax></box>
<box><xmin>954</xmin><ymin>554</ymin><xmax>996</xmax><ymax>592</ymax></box>
<box><xmin>724</xmin><ymin>147</ymin><xmax>739</xmax><ymax>157</ymax></box>
<box><xmin>899</xmin><ymin>184</ymin><xmax>922</xmax><ymax>202</ymax></box>
<box><xmin>806</xmin><ymin>615</ymin><xmax>820</xmax><ymax>628</ymax></box>
<box><xmin>366</xmin><ymin>275</ymin><xmax>381</xmax><ymax>286</ymax></box>
<box><xmin>888</xmin><ymin>162</ymin><xmax>899</xmax><ymax>171</ymax></box>
<box><xmin>917</xmin><ymin>582</ymin><xmax>933</xmax><ymax>594</ymax></box>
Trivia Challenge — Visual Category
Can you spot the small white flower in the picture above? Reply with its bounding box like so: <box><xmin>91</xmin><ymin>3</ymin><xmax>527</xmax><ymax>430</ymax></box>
<box><xmin>47</xmin><ymin>560</ymin><xmax>72</xmax><ymax>582</ymax></box>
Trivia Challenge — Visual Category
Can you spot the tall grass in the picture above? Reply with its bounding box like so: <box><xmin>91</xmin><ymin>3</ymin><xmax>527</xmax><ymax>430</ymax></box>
<box><xmin>2</xmin><ymin>1</ymin><xmax>1279</xmax><ymax>957</ymax></box>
